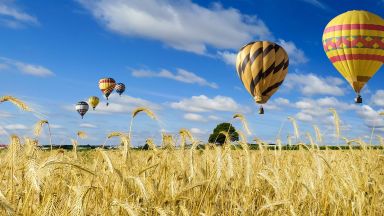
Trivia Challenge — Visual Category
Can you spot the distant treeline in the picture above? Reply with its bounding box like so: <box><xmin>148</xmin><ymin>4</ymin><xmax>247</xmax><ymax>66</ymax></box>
<box><xmin>18</xmin><ymin>144</ymin><xmax>384</xmax><ymax>151</ymax></box>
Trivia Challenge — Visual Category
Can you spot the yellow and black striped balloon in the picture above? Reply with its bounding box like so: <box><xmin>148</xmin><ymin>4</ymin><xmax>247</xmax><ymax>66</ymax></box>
<box><xmin>236</xmin><ymin>41</ymin><xmax>289</xmax><ymax>112</ymax></box>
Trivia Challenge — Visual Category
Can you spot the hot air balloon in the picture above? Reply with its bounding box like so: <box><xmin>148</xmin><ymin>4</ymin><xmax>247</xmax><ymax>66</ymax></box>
<box><xmin>115</xmin><ymin>83</ymin><xmax>125</xmax><ymax>96</ymax></box>
<box><xmin>76</xmin><ymin>101</ymin><xmax>89</xmax><ymax>119</ymax></box>
<box><xmin>323</xmin><ymin>10</ymin><xmax>384</xmax><ymax>103</ymax></box>
<box><xmin>88</xmin><ymin>96</ymin><xmax>99</xmax><ymax>110</ymax></box>
<box><xmin>236</xmin><ymin>41</ymin><xmax>289</xmax><ymax>114</ymax></box>
<box><xmin>98</xmin><ymin>78</ymin><xmax>116</xmax><ymax>106</ymax></box>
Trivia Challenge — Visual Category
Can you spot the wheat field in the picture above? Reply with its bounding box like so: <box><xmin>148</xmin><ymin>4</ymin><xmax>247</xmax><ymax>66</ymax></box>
<box><xmin>1</xmin><ymin>96</ymin><xmax>384</xmax><ymax>215</ymax></box>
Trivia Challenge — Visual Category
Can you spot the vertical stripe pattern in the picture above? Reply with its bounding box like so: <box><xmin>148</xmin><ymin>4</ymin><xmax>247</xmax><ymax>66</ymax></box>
<box><xmin>236</xmin><ymin>41</ymin><xmax>289</xmax><ymax>104</ymax></box>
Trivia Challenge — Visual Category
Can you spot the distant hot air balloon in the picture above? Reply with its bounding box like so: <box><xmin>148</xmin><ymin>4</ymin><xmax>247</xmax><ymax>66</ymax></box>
<box><xmin>115</xmin><ymin>83</ymin><xmax>126</xmax><ymax>96</ymax></box>
<box><xmin>98</xmin><ymin>78</ymin><xmax>116</xmax><ymax>106</ymax></box>
<box><xmin>88</xmin><ymin>96</ymin><xmax>99</xmax><ymax>110</ymax></box>
<box><xmin>236</xmin><ymin>41</ymin><xmax>289</xmax><ymax>114</ymax></box>
<box><xmin>76</xmin><ymin>101</ymin><xmax>89</xmax><ymax>119</ymax></box>
<box><xmin>323</xmin><ymin>10</ymin><xmax>384</xmax><ymax>103</ymax></box>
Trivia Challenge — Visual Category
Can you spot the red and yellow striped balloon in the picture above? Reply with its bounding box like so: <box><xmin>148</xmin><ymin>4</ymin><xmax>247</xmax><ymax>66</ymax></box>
<box><xmin>98</xmin><ymin>78</ymin><xmax>116</xmax><ymax>99</ymax></box>
<box><xmin>323</xmin><ymin>10</ymin><xmax>384</xmax><ymax>102</ymax></box>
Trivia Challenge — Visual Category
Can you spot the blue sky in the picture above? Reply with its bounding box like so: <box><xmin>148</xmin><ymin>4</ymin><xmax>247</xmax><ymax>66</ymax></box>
<box><xmin>0</xmin><ymin>0</ymin><xmax>384</xmax><ymax>146</ymax></box>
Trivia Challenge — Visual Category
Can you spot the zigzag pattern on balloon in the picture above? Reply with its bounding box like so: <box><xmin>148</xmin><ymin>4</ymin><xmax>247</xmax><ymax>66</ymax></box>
<box><xmin>323</xmin><ymin>36</ymin><xmax>384</xmax><ymax>51</ymax></box>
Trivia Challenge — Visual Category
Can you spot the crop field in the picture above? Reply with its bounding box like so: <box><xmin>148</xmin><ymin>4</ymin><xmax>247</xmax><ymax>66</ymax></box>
<box><xmin>0</xmin><ymin>136</ymin><xmax>384</xmax><ymax>215</ymax></box>
<box><xmin>0</xmin><ymin>96</ymin><xmax>384</xmax><ymax>215</ymax></box>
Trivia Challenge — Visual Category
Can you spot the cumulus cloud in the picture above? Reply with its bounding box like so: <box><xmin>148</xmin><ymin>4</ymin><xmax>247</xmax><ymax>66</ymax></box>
<box><xmin>4</xmin><ymin>124</ymin><xmax>28</xmax><ymax>130</ymax></box>
<box><xmin>190</xmin><ymin>127</ymin><xmax>207</xmax><ymax>135</ymax></box>
<box><xmin>80</xmin><ymin>123</ymin><xmax>97</xmax><ymax>128</ymax></box>
<box><xmin>284</xmin><ymin>73</ymin><xmax>345</xmax><ymax>96</ymax></box>
<box><xmin>171</xmin><ymin>95</ymin><xmax>250</xmax><ymax>113</ymax></box>
<box><xmin>49</xmin><ymin>124</ymin><xmax>63</xmax><ymax>129</ymax></box>
<box><xmin>0</xmin><ymin>1</ymin><xmax>38</xmax><ymax>28</ymax></box>
<box><xmin>371</xmin><ymin>90</ymin><xmax>384</xmax><ymax>107</ymax></box>
<box><xmin>78</xmin><ymin>0</ymin><xmax>271</xmax><ymax>54</ymax></box>
<box><xmin>217</xmin><ymin>51</ymin><xmax>237</xmax><ymax>66</ymax></box>
<box><xmin>184</xmin><ymin>113</ymin><xmax>206</xmax><ymax>122</ymax></box>
<box><xmin>0</xmin><ymin>57</ymin><xmax>54</xmax><ymax>77</ymax></box>
<box><xmin>296</xmin><ymin>112</ymin><xmax>313</xmax><ymax>122</ymax></box>
<box><xmin>356</xmin><ymin>105</ymin><xmax>384</xmax><ymax>128</ymax></box>
<box><xmin>131</xmin><ymin>68</ymin><xmax>218</xmax><ymax>88</ymax></box>
<box><xmin>0</xmin><ymin>111</ymin><xmax>13</xmax><ymax>118</ymax></box>
<box><xmin>278</xmin><ymin>39</ymin><xmax>309</xmax><ymax>65</ymax></box>
<box><xmin>67</xmin><ymin>94</ymin><xmax>161</xmax><ymax>115</ymax></box>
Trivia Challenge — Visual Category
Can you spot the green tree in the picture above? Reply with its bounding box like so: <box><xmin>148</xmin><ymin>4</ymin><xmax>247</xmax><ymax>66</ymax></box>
<box><xmin>208</xmin><ymin>123</ymin><xmax>239</xmax><ymax>145</ymax></box>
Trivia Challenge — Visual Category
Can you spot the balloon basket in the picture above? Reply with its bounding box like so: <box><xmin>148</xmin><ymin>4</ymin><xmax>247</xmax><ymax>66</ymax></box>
<box><xmin>355</xmin><ymin>95</ymin><xmax>362</xmax><ymax>104</ymax></box>
<box><xmin>259</xmin><ymin>106</ymin><xmax>264</xmax><ymax>114</ymax></box>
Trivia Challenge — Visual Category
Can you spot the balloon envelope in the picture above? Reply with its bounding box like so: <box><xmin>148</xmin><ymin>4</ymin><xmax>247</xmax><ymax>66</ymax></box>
<box><xmin>323</xmin><ymin>10</ymin><xmax>384</xmax><ymax>96</ymax></box>
<box><xmin>76</xmin><ymin>101</ymin><xmax>89</xmax><ymax>119</ymax></box>
<box><xmin>88</xmin><ymin>96</ymin><xmax>99</xmax><ymax>110</ymax></box>
<box><xmin>98</xmin><ymin>78</ymin><xmax>116</xmax><ymax>99</ymax></box>
<box><xmin>235</xmin><ymin>41</ymin><xmax>289</xmax><ymax>105</ymax></box>
<box><xmin>115</xmin><ymin>83</ymin><xmax>126</xmax><ymax>96</ymax></box>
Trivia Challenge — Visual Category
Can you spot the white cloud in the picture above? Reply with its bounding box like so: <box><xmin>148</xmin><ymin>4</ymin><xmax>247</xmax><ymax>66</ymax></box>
<box><xmin>284</xmin><ymin>73</ymin><xmax>345</xmax><ymax>96</ymax></box>
<box><xmin>0</xmin><ymin>1</ymin><xmax>38</xmax><ymax>28</ymax></box>
<box><xmin>274</xmin><ymin>97</ymin><xmax>290</xmax><ymax>106</ymax></box>
<box><xmin>184</xmin><ymin>113</ymin><xmax>206</xmax><ymax>122</ymax></box>
<box><xmin>49</xmin><ymin>124</ymin><xmax>63</xmax><ymax>129</ymax></box>
<box><xmin>0</xmin><ymin>57</ymin><xmax>54</xmax><ymax>77</ymax></box>
<box><xmin>4</xmin><ymin>124</ymin><xmax>27</xmax><ymax>130</ymax></box>
<box><xmin>132</xmin><ymin>68</ymin><xmax>218</xmax><ymax>88</ymax></box>
<box><xmin>80</xmin><ymin>123</ymin><xmax>97</xmax><ymax>128</ymax></box>
<box><xmin>371</xmin><ymin>90</ymin><xmax>384</xmax><ymax>107</ymax></box>
<box><xmin>78</xmin><ymin>0</ymin><xmax>271</xmax><ymax>54</ymax></box>
<box><xmin>14</xmin><ymin>62</ymin><xmax>53</xmax><ymax>76</ymax></box>
<box><xmin>0</xmin><ymin>111</ymin><xmax>12</xmax><ymax>118</ymax></box>
<box><xmin>356</xmin><ymin>105</ymin><xmax>384</xmax><ymax>128</ymax></box>
<box><xmin>208</xmin><ymin>115</ymin><xmax>221</xmax><ymax>121</ymax></box>
<box><xmin>296</xmin><ymin>112</ymin><xmax>313</xmax><ymax>122</ymax></box>
<box><xmin>217</xmin><ymin>51</ymin><xmax>237</xmax><ymax>66</ymax></box>
<box><xmin>171</xmin><ymin>95</ymin><xmax>249</xmax><ymax>113</ymax></box>
<box><xmin>190</xmin><ymin>127</ymin><xmax>207</xmax><ymax>135</ymax></box>
<box><xmin>278</xmin><ymin>39</ymin><xmax>309</xmax><ymax>65</ymax></box>
<box><xmin>291</xmin><ymin>97</ymin><xmax>359</xmax><ymax>124</ymax></box>
<box><xmin>262</xmin><ymin>97</ymin><xmax>291</xmax><ymax>111</ymax></box>
<box><xmin>85</xmin><ymin>94</ymin><xmax>161</xmax><ymax>115</ymax></box>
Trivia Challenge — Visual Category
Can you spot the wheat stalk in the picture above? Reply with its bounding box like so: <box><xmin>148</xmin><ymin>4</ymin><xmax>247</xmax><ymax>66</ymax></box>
<box><xmin>0</xmin><ymin>95</ymin><xmax>31</xmax><ymax>111</ymax></box>
<box><xmin>287</xmin><ymin>117</ymin><xmax>300</xmax><ymax>143</ymax></box>
<box><xmin>179</xmin><ymin>128</ymin><xmax>194</xmax><ymax>149</ymax></box>
<box><xmin>233</xmin><ymin>113</ymin><xmax>251</xmax><ymax>135</ymax></box>
<box><xmin>313</xmin><ymin>125</ymin><xmax>323</xmax><ymax>144</ymax></box>
<box><xmin>328</xmin><ymin>108</ymin><xmax>340</xmax><ymax>144</ymax></box>
<box><xmin>71</xmin><ymin>139</ymin><xmax>78</xmax><ymax>159</ymax></box>
<box><xmin>34</xmin><ymin>120</ymin><xmax>52</xmax><ymax>150</ymax></box>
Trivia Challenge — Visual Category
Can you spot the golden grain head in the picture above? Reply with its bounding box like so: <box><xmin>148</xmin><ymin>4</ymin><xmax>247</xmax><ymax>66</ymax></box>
<box><xmin>179</xmin><ymin>128</ymin><xmax>194</xmax><ymax>142</ymax></box>
<box><xmin>132</xmin><ymin>107</ymin><xmax>157</xmax><ymax>120</ymax></box>
<box><xmin>34</xmin><ymin>120</ymin><xmax>49</xmax><ymax>136</ymax></box>
<box><xmin>107</xmin><ymin>132</ymin><xmax>123</xmax><ymax>139</ymax></box>
<box><xmin>77</xmin><ymin>131</ymin><xmax>87</xmax><ymax>139</ymax></box>
<box><xmin>0</xmin><ymin>96</ymin><xmax>31</xmax><ymax>111</ymax></box>
<box><xmin>233</xmin><ymin>113</ymin><xmax>251</xmax><ymax>135</ymax></box>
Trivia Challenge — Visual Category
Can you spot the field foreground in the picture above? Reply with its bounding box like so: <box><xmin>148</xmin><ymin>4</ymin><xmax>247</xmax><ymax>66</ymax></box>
<box><xmin>1</xmin><ymin>143</ymin><xmax>383</xmax><ymax>216</ymax></box>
